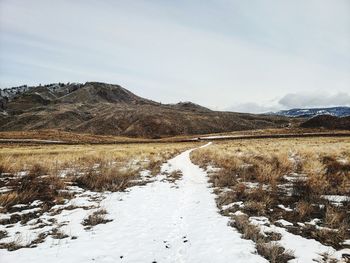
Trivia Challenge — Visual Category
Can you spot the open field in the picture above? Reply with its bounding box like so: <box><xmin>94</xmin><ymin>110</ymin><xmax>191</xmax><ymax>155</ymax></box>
<box><xmin>0</xmin><ymin>142</ymin><xmax>198</xmax><ymax>250</ymax></box>
<box><xmin>1</xmin><ymin>128</ymin><xmax>350</xmax><ymax>145</ymax></box>
<box><xmin>1</xmin><ymin>136</ymin><xmax>350</xmax><ymax>262</ymax></box>
<box><xmin>191</xmin><ymin>137</ymin><xmax>350</xmax><ymax>262</ymax></box>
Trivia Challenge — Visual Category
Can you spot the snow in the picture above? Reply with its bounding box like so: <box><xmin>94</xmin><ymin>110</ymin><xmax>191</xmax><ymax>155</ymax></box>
<box><xmin>248</xmin><ymin>217</ymin><xmax>345</xmax><ymax>262</ymax></box>
<box><xmin>277</xmin><ymin>204</ymin><xmax>293</xmax><ymax>212</ymax></box>
<box><xmin>260</xmin><ymin>224</ymin><xmax>344</xmax><ymax>262</ymax></box>
<box><xmin>0</xmin><ymin>143</ymin><xmax>266</xmax><ymax>263</ymax></box>
<box><xmin>222</xmin><ymin>201</ymin><xmax>244</xmax><ymax>210</ymax></box>
<box><xmin>321</xmin><ymin>195</ymin><xmax>350</xmax><ymax>206</ymax></box>
<box><xmin>275</xmin><ymin>219</ymin><xmax>293</xmax><ymax>227</ymax></box>
<box><xmin>0</xmin><ymin>187</ymin><xmax>11</xmax><ymax>194</ymax></box>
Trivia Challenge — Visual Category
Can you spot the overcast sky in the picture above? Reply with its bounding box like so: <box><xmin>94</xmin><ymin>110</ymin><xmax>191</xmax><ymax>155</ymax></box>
<box><xmin>0</xmin><ymin>0</ymin><xmax>349</xmax><ymax>112</ymax></box>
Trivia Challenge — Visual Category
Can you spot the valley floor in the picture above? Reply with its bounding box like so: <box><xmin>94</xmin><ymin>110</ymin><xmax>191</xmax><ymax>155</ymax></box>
<box><xmin>0</xmin><ymin>143</ymin><xmax>348</xmax><ymax>262</ymax></box>
<box><xmin>1</xmin><ymin>143</ymin><xmax>265</xmax><ymax>263</ymax></box>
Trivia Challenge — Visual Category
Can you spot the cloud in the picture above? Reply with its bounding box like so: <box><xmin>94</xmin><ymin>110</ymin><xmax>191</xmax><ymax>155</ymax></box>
<box><xmin>278</xmin><ymin>92</ymin><xmax>350</xmax><ymax>108</ymax></box>
<box><xmin>227</xmin><ymin>103</ymin><xmax>279</xmax><ymax>114</ymax></box>
<box><xmin>228</xmin><ymin>92</ymin><xmax>350</xmax><ymax>113</ymax></box>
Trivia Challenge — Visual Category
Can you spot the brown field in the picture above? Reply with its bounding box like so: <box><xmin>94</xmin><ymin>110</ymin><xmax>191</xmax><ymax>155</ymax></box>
<box><xmin>0</xmin><ymin>142</ymin><xmax>198</xmax><ymax>213</ymax></box>
<box><xmin>191</xmin><ymin>137</ymin><xmax>350</xmax><ymax>260</ymax></box>
<box><xmin>1</xmin><ymin>128</ymin><xmax>349</xmax><ymax>145</ymax></box>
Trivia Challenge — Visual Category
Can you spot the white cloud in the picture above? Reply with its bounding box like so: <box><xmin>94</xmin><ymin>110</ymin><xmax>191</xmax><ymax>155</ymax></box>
<box><xmin>278</xmin><ymin>92</ymin><xmax>350</xmax><ymax>108</ymax></box>
<box><xmin>228</xmin><ymin>92</ymin><xmax>350</xmax><ymax>113</ymax></box>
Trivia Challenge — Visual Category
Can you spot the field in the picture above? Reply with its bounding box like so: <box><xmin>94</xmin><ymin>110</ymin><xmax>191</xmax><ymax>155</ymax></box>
<box><xmin>191</xmin><ymin>137</ymin><xmax>350</xmax><ymax>262</ymax></box>
<box><xmin>0</xmin><ymin>136</ymin><xmax>349</xmax><ymax>262</ymax></box>
<box><xmin>0</xmin><ymin>142</ymin><xmax>197</xmax><ymax>250</ymax></box>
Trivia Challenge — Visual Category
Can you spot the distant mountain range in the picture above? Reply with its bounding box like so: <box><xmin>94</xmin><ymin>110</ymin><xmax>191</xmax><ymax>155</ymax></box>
<box><xmin>0</xmin><ymin>82</ymin><xmax>289</xmax><ymax>138</ymax></box>
<box><xmin>272</xmin><ymin>107</ymin><xmax>350</xmax><ymax>118</ymax></box>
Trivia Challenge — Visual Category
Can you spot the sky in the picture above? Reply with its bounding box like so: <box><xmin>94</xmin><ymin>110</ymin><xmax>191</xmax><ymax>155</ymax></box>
<box><xmin>0</xmin><ymin>0</ymin><xmax>349</xmax><ymax>112</ymax></box>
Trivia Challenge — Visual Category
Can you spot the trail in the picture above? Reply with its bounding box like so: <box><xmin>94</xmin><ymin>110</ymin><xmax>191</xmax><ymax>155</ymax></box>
<box><xmin>0</xmin><ymin>143</ymin><xmax>266</xmax><ymax>263</ymax></box>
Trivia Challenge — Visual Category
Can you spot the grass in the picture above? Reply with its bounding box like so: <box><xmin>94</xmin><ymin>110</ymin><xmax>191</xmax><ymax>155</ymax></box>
<box><xmin>82</xmin><ymin>209</ymin><xmax>112</xmax><ymax>228</ymax></box>
<box><xmin>0</xmin><ymin>164</ymin><xmax>66</xmax><ymax>210</ymax></box>
<box><xmin>0</xmin><ymin>142</ymin><xmax>197</xmax><ymax>212</ymax></box>
<box><xmin>191</xmin><ymin>137</ymin><xmax>350</xmax><ymax>251</ymax></box>
<box><xmin>232</xmin><ymin>215</ymin><xmax>294</xmax><ymax>263</ymax></box>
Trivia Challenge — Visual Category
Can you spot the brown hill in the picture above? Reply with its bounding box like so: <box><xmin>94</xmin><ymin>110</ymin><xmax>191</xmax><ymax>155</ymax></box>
<box><xmin>0</xmin><ymin>82</ymin><xmax>291</xmax><ymax>138</ymax></box>
<box><xmin>300</xmin><ymin>115</ymin><xmax>350</xmax><ymax>130</ymax></box>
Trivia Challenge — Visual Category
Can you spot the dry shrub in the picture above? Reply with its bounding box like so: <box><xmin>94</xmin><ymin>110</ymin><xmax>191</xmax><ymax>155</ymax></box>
<box><xmin>295</xmin><ymin>200</ymin><xmax>313</xmax><ymax>221</ymax></box>
<box><xmin>232</xmin><ymin>215</ymin><xmax>294</xmax><ymax>262</ymax></box>
<box><xmin>210</xmin><ymin>169</ymin><xmax>237</xmax><ymax>187</ymax></box>
<box><xmin>323</xmin><ymin>156</ymin><xmax>350</xmax><ymax>174</ymax></box>
<box><xmin>322</xmin><ymin>156</ymin><xmax>350</xmax><ymax>195</ymax></box>
<box><xmin>0</xmin><ymin>240</ymin><xmax>24</xmax><ymax>251</ymax></box>
<box><xmin>242</xmin><ymin>187</ymin><xmax>275</xmax><ymax>216</ymax></box>
<box><xmin>318</xmin><ymin>252</ymin><xmax>339</xmax><ymax>263</ymax></box>
<box><xmin>0</xmin><ymin>230</ymin><xmax>8</xmax><ymax>239</ymax></box>
<box><xmin>216</xmin><ymin>190</ymin><xmax>237</xmax><ymax>208</ymax></box>
<box><xmin>232</xmin><ymin>215</ymin><xmax>263</xmax><ymax>242</ymax></box>
<box><xmin>0</xmin><ymin>156</ymin><xmax>17</xmax><ymax>175</ymax></box>
<box><xmin>238</xmin><ymin>154</ymin><xmax>292</xmax><ymax>186</ymax></box>
<box><xmin>29</xmin><ymin>163</ymin><xmax>49</xmax><ymax>176</ymax></box>
<box><xmin>82</xmin><ymin>209</ymin><xmax>112</xmax><ymax>227</ymax></box>
<box><xmin>148</xmin><ymin>158</ymin><xmax>163</xmax><ymax>176</ymax></box>
<box><xmin>167</xmin><ymin>170</ymin><xmax>182</xmax><ymax>183</ymax></box>
<box><xmin>76</xmin><ymin>166</ymin><xmax>137</xmax><ymax>192</ymax></box>
<box><xmin>244</xmin><ymin>201</ymin><xmax>267</xmax><ymax>216</ymax></box>
<box><xmin>256</xmin><ymin>241</ymin><xmax>294</xmax><ymax>263</ymax></box>
<box><xmin>292</xmin><ymin>178</ymin><xmax>311</xmax><ymax>199</ymax></box>
<box><xmin>0</xmin><ymin>166</ymin><xmax>65</xmax><ymax>209</ymax></box>
<box><xmin>325</xmin><ymin>206</ymin><xmax>348</xmax><ymax>229</ymax></box>
<box><xmin>234</xmin><ymin>182</ymin><xmax>247</xmax><ymax>200</ymax></box>
<box><xmin>300</xmin><ymin>156</ymin><xmax>330</xmax><ymax>196</ymax></box>
<box><xmin>312</xmin><ymin>227</ymin><xmax>347</xmax><ymax>249</ymax></box>
<box><xmin>51</xmin><ymin>228</ymin><xmax>69</xmax><ymax>239</ymax></box>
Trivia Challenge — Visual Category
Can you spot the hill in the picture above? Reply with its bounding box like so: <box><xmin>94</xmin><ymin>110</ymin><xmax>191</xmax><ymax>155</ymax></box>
<box><xmin>0</xmin><ymin>82</ymin><xmax>290</xmax><ymax>138</ymax></box>
<box><xmin>300</xmin><ymin>115</ymin><xmax>350</xmax><ymax>130</ymax></box>
<box><xmin>272</xmin><ymin>106</ymin><xmax>350</xmax><ymax>118</ymax></box>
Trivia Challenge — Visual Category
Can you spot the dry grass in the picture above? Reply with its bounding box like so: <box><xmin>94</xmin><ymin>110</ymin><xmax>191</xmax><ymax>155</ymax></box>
<box><xmin>191</xmin><ymin>137</ymin><xmax>350</xmax><ymax>250</ymax></box>
<box><xmin>232</xmin><ymin>215</ymin><xmax>294</xmax><ymax>263</ymax></box>
<box><xmin>0</xmin><ymin>130</ymin><xmax>151</xmax><ymax>144</ymax></box>
<box><xmin>75</xmin><ymin>166</ymin><xmax>137</xmax><ymax>192</ymax></box>
<box><xmin>0</xmin><ymin>142</ymin><xmax>197</xmax><ymax>211</ymax></box>
<box><xmin>256</xmin><ymin>242</ymin><xmax>294</xmax><ymax>263</ymax></box>
<box><xmin>82</xmin><ymin>209</ymin><xmax>112</xmax><ymax>228</ymax></box>
<box><xmin>0</xmin><ymin>164</ymin><xmax>66</xmax><ymax>210</ymax></box>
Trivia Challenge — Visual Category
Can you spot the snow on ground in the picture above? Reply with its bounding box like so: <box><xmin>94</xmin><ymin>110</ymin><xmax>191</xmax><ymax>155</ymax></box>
<box><xmin>0</xmin><ymin>143</ymin><xmax>266</xmax><ymax>263</ymax></box>
<box><xmin>321</xmin><ymin>195</ymin><xmax>350</xmax><ymax>206</ymax></box>
<box><xmin>249</xmin><ymin>216</ymin><xmax>347</xmax><ymax>263</ymax></box>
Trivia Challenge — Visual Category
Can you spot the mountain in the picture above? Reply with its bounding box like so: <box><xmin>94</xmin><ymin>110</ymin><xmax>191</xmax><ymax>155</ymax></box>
<box><xmin>0</xmin><ymin>82</ymin><xmax>290</xmax><ymax>138</ymax></box>
<box><xmin>300</xmin><ymin>115</ymin><xmax>350</xmax><ymax>130</ymax></box>
<box><xmin>272</xmin><ymin>107</ymin><xmax>350</xmax><ymax>118</ymax></box>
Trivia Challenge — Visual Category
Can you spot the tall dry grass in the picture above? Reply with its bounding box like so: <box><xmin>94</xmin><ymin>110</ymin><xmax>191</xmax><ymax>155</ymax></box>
<box><xmin>191</xmin><ymin>137</ymin><xmax>350</xmax><ymax>249</ymax></box>
<box><xmin>0</xmin><ymin>142</ymin><xmax>197</xmax><ymax>209</ymax></box>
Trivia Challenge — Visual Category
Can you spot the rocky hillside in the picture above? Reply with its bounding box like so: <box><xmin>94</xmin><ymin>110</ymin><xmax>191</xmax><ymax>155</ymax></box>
<box><xmin>0</xmin><ymin>82</ymin><xmax>290</xmax><ymax>138</ymax></box>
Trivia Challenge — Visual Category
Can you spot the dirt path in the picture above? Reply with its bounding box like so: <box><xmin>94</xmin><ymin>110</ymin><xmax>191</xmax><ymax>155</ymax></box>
<box><xmin>0</xmin><ymin>143</ymin><xmax>267</xmax><ymax>263</ymax></box>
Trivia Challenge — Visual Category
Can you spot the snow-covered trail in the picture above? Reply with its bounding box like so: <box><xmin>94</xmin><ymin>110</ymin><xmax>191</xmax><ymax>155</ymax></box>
<box><xmin>0</xmin><ymin>143</ymin><xmax>266</xmax><ymax>263</ymax></box>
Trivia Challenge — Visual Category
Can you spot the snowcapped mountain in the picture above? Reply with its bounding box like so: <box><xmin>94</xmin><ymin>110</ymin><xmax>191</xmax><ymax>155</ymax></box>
<box><xmin>272</xmin><ymin>107</ymin><xmax>350</xmax><ymax>118</ymax></box>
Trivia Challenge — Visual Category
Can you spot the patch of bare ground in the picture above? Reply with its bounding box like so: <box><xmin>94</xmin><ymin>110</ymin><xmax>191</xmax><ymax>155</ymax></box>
<box><xmin>191</xmin><ymin>137</ymin><xmax>350</xmax><ymax>261</ymax></box>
